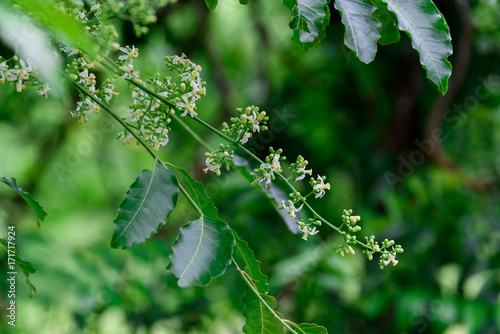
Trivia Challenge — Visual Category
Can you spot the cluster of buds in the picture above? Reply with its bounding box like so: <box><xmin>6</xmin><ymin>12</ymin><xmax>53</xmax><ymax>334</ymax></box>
<box><xmin>296</xmin><ymin>218</ymin><xmax>321</xmax><ymax>241</ymax></box>
<box><xmin>289</xmin><ymin>155</ymin><xmax>313</xmax><ymax>181</ymax></box>
<box><xmin>221</xmin><ymin>106</ymin><xmax>269</xmax><ymax>144</ymax></box>
<box><xmin>165</xmin><ymin>54</ymin><xmax>206</xmax><ymax>118</ymax></box>
<box><xmin>362</xmin><ymin>236</ymin><xmax>403</xmax><ymax>269</ymax></box>
<box><xmin>0</xmin><ymin>57</ymin><xmax>49</xmax><ymax>97</ymax></box>
<box><xmin>336</xmin><ymin>209</ymin><xmax>362</xmax><ymax>256</ymax></box>
<box><xmin>251</xmin><ymin>147</ymin><xmax>285</xmax><ymax>188</ymax></box>
<box><xmin>204</xmin><ymin>144</ymin><xmax>234</xmax><ymax>176</ymax></box>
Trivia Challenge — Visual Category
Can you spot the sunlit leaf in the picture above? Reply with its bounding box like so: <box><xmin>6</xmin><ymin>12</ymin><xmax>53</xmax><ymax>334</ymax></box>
<box><xmin>334</xmin><ymin>0</ymin><xmax>381</xmax><ymax>64</ymax></box>
<box><xmin>168</xmin><ymin>217</ymin><xmax>234</xmax><ymax>287</ymax></box>
<box><xmin>205</xmin><ymin>0</ymin><xmax>218</xmax><ymax>10</ymax></box>
<box><xmin>111</xmin><ymin>162</ymin><xmax>179</xmax><ymax>249</ymax></box>
<box><xmin>283</xmin><ymin>0</ymin><xmax>331</xmax><ymax>52</ymax></box>
<box><xmin>0</xmin><ymin>177</ymin><xmax>47</xmax><ymax>226</ymax></box>
<box><xmin>371</xmin><ymin>0</ymin><xmax>400</xmax><ymax>45</ymax></box>
<box><xmin>232</xmin><ymin>231</ymin><xmax>269</xmax><ymax>294</ymax></box>
<box><xmin>242</xmin><ymin>289</ymin><xmax>285</xmax><ymax>334</ymax></box>
<box><xmin>381</xmin><ymin>0</ymin><xmax>453</xmax><ymax>94</ymax></box>
<box><xmin>168</xmin><ymin>165</ymin><xmax>219</xmax><ymax>220</ymax></box>
<box><xmin>1</xmin><ymin>238</ymin><xmax>37</xmax><ymax>298</ymax></box>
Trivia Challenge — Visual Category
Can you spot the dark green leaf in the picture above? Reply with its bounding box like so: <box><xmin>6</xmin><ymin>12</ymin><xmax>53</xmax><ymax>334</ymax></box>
<box><xmin>168</xmin><ymin>217</ymin><xmax>235</xmax><ymax>287</ymax></box>
<box><xmin>283</xmin><ymin>0</ymin><xmax>331</xmax><ymax>52</ymax></box>
<box><xmin>240</xmin><ymin>0</ymin><xmax>249</xmax><ymax>4</ymax></box>
<box><xmin>0</xmin><ymin>177</ymin><xmax>47</xmax><ymax>226</ymax></box>
<box><xmin>242</xmin><ymin>288</ymin><xmax>285</xmax><ymax>334</ymax></box>
<box><xmin>371</xmin><ymin>0</ymin><xmax>400</xmax><ymax>45</ymax></box>
<box><xmin>168</xmin><ymin>165</ymin><xmax>219</xmax><ymax>220</ymax></box>
<box><xmin>233</xmin><ymin>156</ymin><xmax>299</xmax><ymax>233</ymax></box>
<box><xmin>291</xmin><ymin>323</ymin><xmax>328</xmax><ymax>334</ymax></box>
<box><xmin>334</xmin><ymin>0</ymin><xmax>381</xmax><ymax>64</ymax></box>
<box><xmin>9</xmin><ymin>0</ymin><xmax>99</xmax><ymax>58</ymax></box>
<box><xmin>381</xmin><ymin>0</ymin><xmax>453</xmax><ymax>94</ymax></box>
<box><xmin>205</xmin><ymin>0</ymin><xmax>218</xmax><ymax>10</ymax></box>
<box><xmin>111</xmin><ymin>162</ymin><xmax>179</xmax><ymax>249</ymax></box>
<box><xmin>232</xmin><ymin>231</ymin><xmax>269</xmax><ymax>294</ymax></box>
<box><xmin>1</xmin><ymin>239</ymin><xmax>37</xmax><ymax>298</ymax></box>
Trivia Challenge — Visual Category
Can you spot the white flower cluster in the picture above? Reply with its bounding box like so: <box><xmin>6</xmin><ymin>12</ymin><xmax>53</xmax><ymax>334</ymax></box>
<box><xmin>0</xmin><ymin>57</ymin><xmax>50</xmax><ymax>97</ymax></box>
<box><xmin>165</xmin><ymin>54</ymin><xmax>206</xmax><ymax>118</ymax></box>
<box><xmin>119</xmin><ymin>82</ymin><xmax>172</xmax><ymax>150</ymax></box>
<box><xmin>69</xmin><ymin>58</ymin><xmax>119</xmax><ymax>122</ymax></box>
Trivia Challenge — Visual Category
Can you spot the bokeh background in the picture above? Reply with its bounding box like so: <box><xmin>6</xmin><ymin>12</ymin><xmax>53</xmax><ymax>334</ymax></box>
<box><xmin>1</xmin><ymin>0</ymin><xmax>500</xmax><ymax>333</ymax></box>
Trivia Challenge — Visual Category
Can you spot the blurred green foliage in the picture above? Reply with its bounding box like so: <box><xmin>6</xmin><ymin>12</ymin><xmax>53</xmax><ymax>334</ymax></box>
<box><xmin>1</xmin><ymin>0</ymin><xmax>500</xmax><ymax>333</ymax></box>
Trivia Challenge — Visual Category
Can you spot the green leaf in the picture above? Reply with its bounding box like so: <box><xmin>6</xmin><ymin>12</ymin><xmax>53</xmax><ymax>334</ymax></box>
<box><xmin>168</xmin><ymin>217</ymin><xmax>235</xmax><ymax>287</ymax></box>
<box><xmin>371</xmin><ymin>0</ymin><xmax>400</xmax><ymax>45</ymax></box>
<box><xmin>290</xmin><ymin>323</ymin><xmax>328</xmax><ymax>333</ymax></box>
<box><xmin>233</xmin><ymin>156</ymin><xmax>300</xmax><ymax>233</ymax></box>
<box><xmin>0</xmin><ymin>177</ymin><xmax>47</xmax><ymax>226</ymax></box>
<box><xmin>240</xmin><ymin>0</ymin><xmax>249</xmax><ymax>4</ymax></box>
<box><xmin>232</xmin><ymin>231</ymin><xmax>269</xmax><ymax>294</ymax></box>
<box><xmin>111</xmin><ymin>162</ymin><xmax>179</xmax><ymax>249</ymax></box>
<box><xmin>242</xmin><ymin>289</ymin><xmax>285</xmax><ymax>334</ymax></box>
<box><xmin>205</xmin><ymin>0</ymin><xmax>218</xmax><ymax>10</ymax></box>
<box><xmin>381</xmin><ymin>0</ymin><xmax>453</xmax><ymax>94</ymax></box>
<box><xmin>1</xmin><ymin>239</ymin><xmax>37</xmax><ymax>298</ymax></box>
<box><xmin>168</xmin><ymin>165</ymin><xmax>219</xmax><ymax>220</ymax></box>
<box><xmin>333</xmin><ymin>0</ymin><xmax>381</xmax><ymax>64</ymax></box>
<box><xmin>283</xmin><ymin>0</ymin><xmax>331</xmax><ymax>52</ymax></box>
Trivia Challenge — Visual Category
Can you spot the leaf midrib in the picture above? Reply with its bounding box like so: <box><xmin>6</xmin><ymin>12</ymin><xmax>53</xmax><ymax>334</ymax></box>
<box><xmin>385</xmin><ymin>0</ymin><xmax>442</xmax><ymax>87</ymax></box>
<box><xmin>179</xmin><ymin>218</ymin><xmax>205</xmax><ymax>282</ymax></box>
<box><xmin>337</xmin><ymin>0</ymin><xmax>359</xmax><ymax>53</ymax></box>
<box><xmin>113</xmin><ymin>163</ymin><xmax>157</xmax><ymax>243</ymax></box>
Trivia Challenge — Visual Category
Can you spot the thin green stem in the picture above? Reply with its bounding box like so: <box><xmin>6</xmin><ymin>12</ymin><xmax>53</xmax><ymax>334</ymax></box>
<box><xmin>231</xmin><ymin>256</ymin><xmax>298</xmax><ymax>334</ymax></box>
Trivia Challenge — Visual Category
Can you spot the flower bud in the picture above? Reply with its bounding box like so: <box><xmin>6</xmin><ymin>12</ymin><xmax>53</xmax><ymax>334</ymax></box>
<box><xmin>347</xmin><ymin>246</ymin><xmax>355</xmax><ymax>255</ymax></box>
